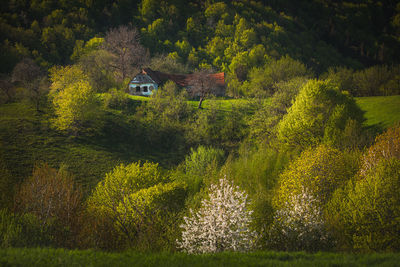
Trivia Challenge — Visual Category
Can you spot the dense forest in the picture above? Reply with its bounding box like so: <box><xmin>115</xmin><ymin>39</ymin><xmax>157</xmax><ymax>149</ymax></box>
<box><xmin>1</xmin><ymin>0</ymin><xmax>400</xmax><ymax>258</ymax></box>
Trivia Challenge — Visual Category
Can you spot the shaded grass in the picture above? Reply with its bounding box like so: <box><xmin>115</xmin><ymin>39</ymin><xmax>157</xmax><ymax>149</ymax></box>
<box><xmin>0</xmin><ymin>102</ymin><xmax>184</xmax><ymax>194</ymax></box>
<box><xmin>0</xmin><ymin>248</ymin><xmax>399</xmax><ymax>267</ymax></box>
<box><xmin>355</xmin><ymin>95</ymin><xmax>400</xmax><ymax>128</ymax></box>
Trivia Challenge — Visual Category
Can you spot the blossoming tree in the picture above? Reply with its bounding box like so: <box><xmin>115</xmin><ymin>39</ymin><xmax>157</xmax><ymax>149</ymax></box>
<box><xmin>177</xmin><ymin>177</ymin><xmax>257</xmax><ymax>253</ymax></box>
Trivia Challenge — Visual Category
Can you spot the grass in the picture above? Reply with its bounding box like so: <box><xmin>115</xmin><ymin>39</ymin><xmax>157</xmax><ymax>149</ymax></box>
<box><xmin>0</xmin><ymin>102</ymin><xmax>184</xmax><ymax>194</ymax></box>
<box><xmin>1</xmin><ymin>95</ymin><xmax>398</xmax><ymax>194</ymax></box>
<box><xmin>0</xmin><ymin>248</ymin><xmax>399</xmax><ymax>267</ymax></box>
<box><xmin>355</xmin><ymin>95</ymin><xmax>400</xmax><ymax>128</ymax></box>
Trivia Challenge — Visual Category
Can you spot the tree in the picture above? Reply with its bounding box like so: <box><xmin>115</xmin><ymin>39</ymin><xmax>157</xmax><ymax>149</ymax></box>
<box><xmin>11</xmin><ymin>58</ymin><xmax>46</xmax><ymax>111</ymax></box>
<box><xmin>268</xmin><ymin>187</ymin><xmax>333</xmax><ymax>252</ymax></box>
<box><xmin>103</xmin><ymin>25</ymin><xmax>148</xmax><ymax>82</ymax></box>
<box><xmin>277</xmin><ymin>80</ymin><xmax>365</xmax><ymax>149</ymax></box>
<box><xmin>328</xmin><ymin>158</ymin><xmax>400</xmax><ymax>252</ymax></box>
<box><xmin>188</xmin><ymin>69</ymin><xmax>219</xmax><ymax>109</ymax></box>
<box><xmin>274</xmin><ymin>145</ymin><xmax>359</xmax><ymax>208</ymax></box>
<box><xmin>14</xmin><ymin>163</ymin><xmax>83</xmax><ymax>247</ymax></box>
<box><xmin>0</xmin><ymin>74</ymin><xmax>15</xmax><ymax>104</ymax></box>
<box><xmin>49</xmin><ymin>65</ymin><xmax>101</xmax><ymax>134</ymax></box>
<box><xmin>177</xmin><ymin>177</ymin><xmax>257</xmax><ymax>253</ymax></box>
<box><xmin>87</xmin><ymin>162</ymin><xmax>186</xmax><ymax>249</ymax></box>
<box><xmin>359</xmin><ymin>125</ymin><xmax>400</xmax><ymax>177</ymax></box>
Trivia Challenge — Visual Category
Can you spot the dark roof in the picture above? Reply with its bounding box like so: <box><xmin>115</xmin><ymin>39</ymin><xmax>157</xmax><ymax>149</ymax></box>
<box><xmin>141</xmin><ymin>68</ymin><xmax>225</xmax><ymax>87</ymax></box>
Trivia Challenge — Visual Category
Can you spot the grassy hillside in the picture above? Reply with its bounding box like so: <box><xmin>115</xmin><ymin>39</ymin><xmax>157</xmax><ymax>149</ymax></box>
<box><xmin>356</xmin><ymin>95</ymin><xmax>400</xmax><ymax>128</ymax></box>
<box><xmin>1</xmin><ymin>248</ymin><xmax>399</xmax><ymax>267</ymax></box>
<box><xmin>1</xmin><ymin>95</ymin><xmax>398</xmax><ymax>193</ymax></box>
<box><xmin>0</xmin><ymin>102</ymin><xmax>184</xmax><ymax>193</ymax></box>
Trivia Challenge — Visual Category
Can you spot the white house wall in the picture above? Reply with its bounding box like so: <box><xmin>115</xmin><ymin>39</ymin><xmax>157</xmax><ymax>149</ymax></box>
<box><xmin>128</xmin><ymin>82</ymin><xmax>158</xmax><ymax>96</ymax></box>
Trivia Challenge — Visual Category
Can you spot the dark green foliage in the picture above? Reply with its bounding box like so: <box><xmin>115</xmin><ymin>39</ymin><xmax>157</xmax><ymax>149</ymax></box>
<box><xmin>248</xmin><ymin>77</ymin><xmax>308</xmax><ymax>144</ymax></box>
<box><xmin>0</xmin><ymin>209</ymin><xmax>54</xmax><ymax>248</ymax></box>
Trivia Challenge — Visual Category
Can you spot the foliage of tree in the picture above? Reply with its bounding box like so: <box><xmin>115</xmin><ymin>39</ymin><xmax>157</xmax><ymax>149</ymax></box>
<box><xmin>87</xmin><ymin>162</ymin><xmax>186</xmax><ymax>249</ymax></box>
<box><xmin>359</xmin><ymin>125</ymin><xmax>400</xmax><ymax>177</ymax></box>
<box><xmin>277</xmin><ymin>80</ymin><xmax>365</xmax><ymax>149</ymax></box>
<box><xmin>0</xmin><ymin>74</ymin><xmax>16</xmax><ymax>104</ymax></box>
<box><xmin>11</xmin><ymin>58</ymin><xmax>47</xmax><ymax>111</ymax></box>
<box><xmin>327</xmin><ymin>158</ymin><xmax>400</xmax><ymax>252</ymax></box>
<box><xmin>177</xmin><ymin>177</ymin><xmax>257</xmax><ymax>253</ymax></box>
<box><xmin>103</xmin><ymin>26</ymin><xmax>148</xmax><ymax>82</ymax></box>
<box><xmin>274</xmin><ymin>145</ymin><xmax>359</xmax><ymax>209</ymax></box>
<box><xmin>244</xmin><ymin>56</ymin><xmax>311</xmax><ymax>97</ymax></box>
<box><xmin>14</xmin><ymin>163</ymin><xmax>83</xmax><ymax>247</ymax></box>
<box><xmin>268</xmin><ymin>187</ymin><xmax>333</xmax><ymax>252</ymax></box>
<box><xmin>248</xmin><ymin>77</ymin><xmax>308</xmax><ymax>144</ymax></box>
<box><xmin>49</xmin><ymin>65</ymin><xmax>102</xmax><ymax>134</ymax></box>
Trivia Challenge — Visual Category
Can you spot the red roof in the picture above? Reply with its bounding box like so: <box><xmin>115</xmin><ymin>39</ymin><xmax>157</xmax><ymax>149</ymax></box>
<box><xmin>142</xmin><ymin>68</ymin><xmax>225</xmax><ymax>87</ymax></box>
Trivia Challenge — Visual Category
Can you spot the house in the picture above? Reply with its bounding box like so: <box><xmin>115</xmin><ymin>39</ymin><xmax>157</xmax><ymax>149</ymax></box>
<box><xmin>128</xmin><ymin>68</ymin><xmax>225</xmax><ymax>96</ymax></box>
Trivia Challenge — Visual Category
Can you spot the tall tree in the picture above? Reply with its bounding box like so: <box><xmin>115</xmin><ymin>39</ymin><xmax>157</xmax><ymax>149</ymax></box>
<box><xmin>103</xmin><ymin>26</ymin><xmax>148</xmax><ymax>83</ymax></box>
<box><xmin>11</xmin><ymin>58</ymin><xmax>46</xmax><ymax>111</ymax></box>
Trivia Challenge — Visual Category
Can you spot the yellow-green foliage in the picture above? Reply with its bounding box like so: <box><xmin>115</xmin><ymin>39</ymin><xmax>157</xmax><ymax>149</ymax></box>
<box><xmin>327</xmin><ymin>126</ymin><xmax>400</xmax><ymax>251</ymax></box>
<box><xmin>49</xmin><ymin>65</ymin><xmax>101</xmax><ymax>133</ymax></box>
<box><xmin>274</xmin><ymin>145</ymin><xmax>359</xmax><ymax>209</ymax></box>
<box><xmin>360</xmin><ymin>125</ymin><xmax>400</xmax><ymax>177</ymax></box>
<box><xmin>277</xmin><ymin>80</ymin><xmax>364</xmax><ymax>149</ymax></box>
<box><xmin>328</xmin><ymin>158</ymin><xmax>400</xmax><ymax>252</ymax></box>
<box><xmin>87</xmin><ymin>162</ymin><xmax>186</xmax><ymax>250</ymax></box>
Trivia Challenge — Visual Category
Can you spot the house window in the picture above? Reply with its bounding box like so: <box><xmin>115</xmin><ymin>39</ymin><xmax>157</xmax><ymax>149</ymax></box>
<box><xmin>143</xmin><ymin>86</ymin><xmax>148</xmax><ymax>92</ymax></box>
<box><xmin>136</xmin><ymin>86</ymin><xmax>140</xmax><ymax>92</ymax></box>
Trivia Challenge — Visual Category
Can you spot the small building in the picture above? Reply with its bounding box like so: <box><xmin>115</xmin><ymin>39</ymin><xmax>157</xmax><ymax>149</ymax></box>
<box><xmin>128</xmin><ymin>68</ymin><xmax>225</xmax><ymax>96</ymax></box>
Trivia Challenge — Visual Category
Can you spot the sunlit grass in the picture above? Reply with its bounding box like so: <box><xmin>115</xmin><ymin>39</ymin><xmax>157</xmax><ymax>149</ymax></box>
<box><xmin>355</xmin><ymin>95</ymin><xmax>400</xmax><ymax>128</ymax></box>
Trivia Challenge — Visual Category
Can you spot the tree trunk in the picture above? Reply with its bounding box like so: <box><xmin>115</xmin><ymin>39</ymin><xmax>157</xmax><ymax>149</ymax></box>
<box><xmin>198</xmin><ymin>97</ymin><xmax>204</xmax><ymax>109</ymax></box>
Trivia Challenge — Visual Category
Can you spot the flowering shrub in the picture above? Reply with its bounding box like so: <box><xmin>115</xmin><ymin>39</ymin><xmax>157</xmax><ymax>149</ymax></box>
<box><xmin>177</xmin><ymin>177</ymin><xmax>257</xmax><ymax>253</ymax></box>
<box><xmin>268</xmin><ymin>187</ymin><xmax>333</xmax><ymax>252</ymax></box>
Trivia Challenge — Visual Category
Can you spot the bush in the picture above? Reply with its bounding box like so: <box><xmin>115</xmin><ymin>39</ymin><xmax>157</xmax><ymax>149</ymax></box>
<box><xmin>177</xmin><ymin>177</ymin><xmax>257</xmax><ymax>253</ymax></box>
<box><xmin>359</xmin><ymin>125</ymin><xmax>400</xmax><ymax>177</ymax></box>
<box><xmin>87</xmin><ymin>161</ymin><xmax>187</xmax><ymax>250</ymax></box>
<box><xmin>183</xmin><ymin>146</ymin><xmax>225</xmax><ymax>194</ymax></box>
<box><xmin>277</xmin><ymin>80</ymin><xmax>365</xmax><ymax>150</ymax></box>
<box><xmin>353</xmin><ymin>65</ymin><xmax>400</xmax><ymax>96</ymax></box>
<box><xmin>328</xmin><ymin>158</ymin><xmax>400</xmax><ymax>252</ymax></box>
<box><xmin>274</xmin><ymin>145</ymin><xmax>359</xmax><ymax>207</ymax></box>
<box><xmin>269</xmin><ymin>145</ymin><xmax>358</xmax><ymax>251</ymax></box>
<box><xmin>268</xmin><ymin>187</ymin><xmax>333</xmax><ymax>252</ymax></box>
<box><xmin>14</xmin><ymin>163</ymin><xmax>83</xmax><ymax>248</ymax></box>
<box><xmin>245</xmin><ymin>56</ymin><xmax>311</xmax><ymax>97</ymax></box>
<box><xmin>103</xmin><ymin>88</ymin><xmax>131</xmax><ymax>110</ymax></box>
<box><xmin>248</xmin><ymin>77</ymin><xmax>308</xmax><ymax>144</ymax></box>
<box><xmin>0</xmin><ymin>209</ymin><xmax>54</xmax><ymax>248</ymax></box>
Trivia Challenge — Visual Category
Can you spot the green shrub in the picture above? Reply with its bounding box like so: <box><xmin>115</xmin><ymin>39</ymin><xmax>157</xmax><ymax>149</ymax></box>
<box><xmin>103</xmin><ymin>89</ymin><xmax>130</xmax><ymax>110</ymax></box>
<box><xmin>0</xmin><ymin>209</ymin><xmax>54</xmax><ymax>248</ymax></box>
<box><xmin>87</xmin><ymin>161</ymin><xmax>187</xmax><ymax>250</ymax></box>
<box><xmin>270</xmin><ymin>145</ymin><xmax>359</xmax><ymax>251</ymax></box>
<box><xmin>14</xmin><ymin>163</ymin><xmax>83</xmax><ymax>248</ymax></box>
<box><xmin>328</xmin><ymin>158</ymin><xmax>400</xmax><ymax>252</ymax></box>
<box><xmin>274</xmin><ymin>145</ymin><xmax>359</xmax><ymax>208</ymax></box>
<box><xmin>277</xmin><ymin>80</ymin><xmax>365</xmax><ymax>150</ymax></box>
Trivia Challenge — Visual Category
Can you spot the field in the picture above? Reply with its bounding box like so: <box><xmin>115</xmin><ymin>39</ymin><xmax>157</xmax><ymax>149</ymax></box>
<box><xmin>1</xmin><ymin>248</ymin><xmax>399</xmax><ymax>267</ymax></box>
<box><xmin>355</xmin><ymin>95</ymin><xmax>400</xmax><ymax>128</ymax></box>
<box><xmin>0</xmin><ymin>95</ymin><xmax>399</xmax><ymax>193</ymax></box>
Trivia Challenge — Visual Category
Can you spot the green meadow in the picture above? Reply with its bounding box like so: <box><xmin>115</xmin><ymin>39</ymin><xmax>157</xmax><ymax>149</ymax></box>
<box><xmin>1</xmin><ymin>248</ymin><xmax>399</xmax><ymax>267</ymax></box>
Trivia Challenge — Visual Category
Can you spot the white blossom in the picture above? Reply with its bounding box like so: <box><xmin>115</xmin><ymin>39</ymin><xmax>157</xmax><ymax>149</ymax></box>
<box><xmin>177</xmin><ymin>177</ymin><xmax>257</xmax><ymax>253</ymax></box>
<box><xmin>268</xmin><ymin>187</ymin><xmax>333</xmax><ymax>251</ymax></box>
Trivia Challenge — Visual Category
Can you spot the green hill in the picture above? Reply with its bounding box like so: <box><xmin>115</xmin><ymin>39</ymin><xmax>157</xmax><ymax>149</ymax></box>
<box><xmin>356</xmin><ymin>95</ymin><xmax>400</xmax><ymax>128</ymax></box>
<box><xmin>0</xmin><ymin>102</ymin><xmax>184</xmax><ymax>193</ymax></box>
